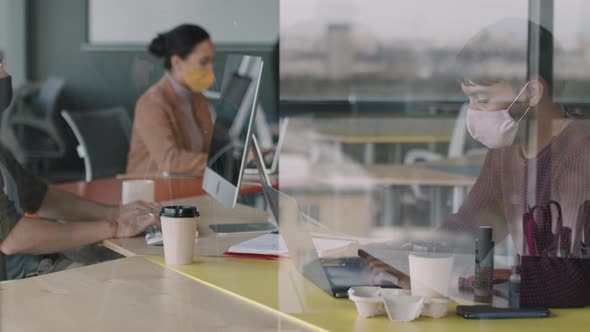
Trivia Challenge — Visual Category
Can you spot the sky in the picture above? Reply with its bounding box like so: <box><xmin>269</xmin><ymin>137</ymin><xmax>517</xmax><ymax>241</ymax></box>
<box><xmin>280</xmin><ymin>0</ymin><xmax>588</xmax><ymax>49</ymax></box>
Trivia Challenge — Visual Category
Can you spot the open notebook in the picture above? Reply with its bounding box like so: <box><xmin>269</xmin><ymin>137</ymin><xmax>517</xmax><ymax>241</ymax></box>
<box><xmin>225</xmin><ymin>233</ymin><xmax>356</xmax><ymax>259</ymax></box>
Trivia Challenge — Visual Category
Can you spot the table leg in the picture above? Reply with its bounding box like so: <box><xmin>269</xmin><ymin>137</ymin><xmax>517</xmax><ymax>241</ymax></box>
<box><xmin>431</xmin><ymin>186</ymin><xmax>443</xmax><ymax>226</ymax></box>
<box><xmin>364</xmin><ymin>142</ymin><xmax>375</xmax><ymax>164</ymax></box>
<box><xmin>382</xmin><ymin>185</ymin><xmax>402</xmax><ymax>227</ymax></box>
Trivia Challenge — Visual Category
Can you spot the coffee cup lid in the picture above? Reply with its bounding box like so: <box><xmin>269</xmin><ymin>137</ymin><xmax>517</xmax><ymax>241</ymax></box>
<box><xmin>160</xmin><ymin>206</ymin><xmax>199</xmax><ymax>218</ymax></box>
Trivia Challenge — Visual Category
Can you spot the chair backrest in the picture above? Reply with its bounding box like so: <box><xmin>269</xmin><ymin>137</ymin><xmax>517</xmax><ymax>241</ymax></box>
<box><xmin>61</xmin><ymin>107</ymin><xmax>132</xmax><ymax>181</ymax></box>
<box><xmin>35</xmin><ymin>77</ymin><xmax>65</xmax><ymax>117</ymax></box>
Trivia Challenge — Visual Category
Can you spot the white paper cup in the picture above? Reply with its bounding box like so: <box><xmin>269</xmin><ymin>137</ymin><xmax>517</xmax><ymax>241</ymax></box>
<box><xmin>382</xmin><ymin>294</ymin><xmax>424</xmax><ymax>322</ymax></box>
<box><xmin>122</xmin><ymin>179</ymin><xmax>155</xmax><ymax>204</ymax></box>
<box><xmin>409</xmin><ymin>253</ymin><xmax>454</xmax><ymax>298</ymax></box>
<box><xmin>160</xmin><ymin>206</ymin><xmax>199</xmax><ymax>265</ymax></box>
<box><xmin>348</xmin><ymin>287</ymin><xmax>385</xmax><ymax>318</ymax></box>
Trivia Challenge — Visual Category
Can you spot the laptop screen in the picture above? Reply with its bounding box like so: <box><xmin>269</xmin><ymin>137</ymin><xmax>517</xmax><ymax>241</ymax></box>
<box><xmin>261</xmin><ymin>183</ymin><xmax>333</xmax><ymax>293</ymax></box>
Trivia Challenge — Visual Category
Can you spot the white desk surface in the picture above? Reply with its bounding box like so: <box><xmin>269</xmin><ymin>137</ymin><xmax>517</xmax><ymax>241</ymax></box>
<box><xmin>104</xmin><ymin>195</ymin><xmax>272</xmax><ymax>258</ymax></box>
<box><xmin>0</xmin><ymin>256</ymin><xmax>309</xmax><ymax>332</ymax></box>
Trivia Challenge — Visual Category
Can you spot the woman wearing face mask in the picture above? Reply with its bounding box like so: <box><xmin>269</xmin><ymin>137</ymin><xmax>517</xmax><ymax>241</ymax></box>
<box><xmin>440</xmin><ymin>19</ymin><xmax>590</xmax><ymax>307</ymax></box>
<box><xmin>127</xmin><ymin>24</ymin><xmax>216</xmax><ymax>174</ymax></box>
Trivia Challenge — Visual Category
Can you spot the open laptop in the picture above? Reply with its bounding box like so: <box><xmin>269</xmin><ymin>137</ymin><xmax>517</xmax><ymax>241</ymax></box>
<box><xmin>261</xmin><ymin>183</ymin><xmax>399</xmax><ymax>298</ymax></box>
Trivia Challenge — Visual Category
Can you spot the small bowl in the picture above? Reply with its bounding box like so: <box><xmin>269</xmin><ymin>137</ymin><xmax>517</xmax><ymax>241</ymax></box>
<box><xmin>348</xmin><ymin>287</ymin><xmax>385</xmax><ymax>318</ymax></box>
<box><xmin>382</xmin><ymin>294</ymin><xmax>424</xmax><ymax>322</ymax></box>
<box><xmin>421</xmin><ymin>297</ymin><xmax>451</xmax><ymax>318</ymax></box>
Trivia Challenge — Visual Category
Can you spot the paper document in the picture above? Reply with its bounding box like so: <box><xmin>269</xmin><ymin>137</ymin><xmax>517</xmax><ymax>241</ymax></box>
<box><xmin>226</xmin><ymin>233</ymin><xmax>355</xmax><ymax>257</ymax></box>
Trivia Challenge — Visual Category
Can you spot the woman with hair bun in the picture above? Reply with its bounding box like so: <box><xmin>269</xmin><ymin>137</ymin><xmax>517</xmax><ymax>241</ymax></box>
<box><xmin>127</xmin><ymin>24</ymin><xmax>216</xmax><ymax>174</ymax></box>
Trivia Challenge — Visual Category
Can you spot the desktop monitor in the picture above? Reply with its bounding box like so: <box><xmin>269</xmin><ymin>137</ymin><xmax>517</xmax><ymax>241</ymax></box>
<box><xmin>203</xmin><ymin>54</ymin><xmax>263</xmax><ymax>209</ymax></box>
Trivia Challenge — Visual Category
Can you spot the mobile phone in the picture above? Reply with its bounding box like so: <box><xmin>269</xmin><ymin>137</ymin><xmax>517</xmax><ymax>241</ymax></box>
<box><xmin>456</xmin><ymin>305</ymin><xmax>550</xmax><ymax>319</ymax></box>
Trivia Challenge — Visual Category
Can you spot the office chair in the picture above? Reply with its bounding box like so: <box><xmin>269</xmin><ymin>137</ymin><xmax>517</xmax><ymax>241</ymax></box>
<box><xmin>403</xmin><ymin>104</ymin><xmax>486</xmax><ymax>213</ymax></box>
<box><xmin>0</xmin><ymin>77</ymin><xmax>67</xmax><ymax>169</ymax></box>
<box><xmin>61</xmin><ymin>107</ymin><xmax>132</xmax><ymax>181</ymax></box>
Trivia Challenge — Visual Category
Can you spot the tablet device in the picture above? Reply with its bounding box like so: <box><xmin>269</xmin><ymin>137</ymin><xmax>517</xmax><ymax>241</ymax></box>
<box><xmin>456</xmin><ymin>305</ymin><xmax>550</xmax><ymax>319</ymax></box>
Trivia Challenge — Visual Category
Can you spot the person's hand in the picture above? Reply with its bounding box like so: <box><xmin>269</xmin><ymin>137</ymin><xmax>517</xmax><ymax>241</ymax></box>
<box><xmin>362</xmin><ymin>255</ymin><xmax>411</xmax><ymax>290</ymax></box>
<box><xmin>108</xmin><ymin>201</ymin><xmax>160</xmax><ymax>238</ymax></box>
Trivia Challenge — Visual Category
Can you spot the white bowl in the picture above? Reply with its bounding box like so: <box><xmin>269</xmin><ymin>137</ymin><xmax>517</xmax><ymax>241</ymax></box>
<box><xmin>421</xmin><ymin>297</ymin><xmax>451</xmax><ymax>318</ymax></box>
<box><xmin>348</xmin><ymin>287</ymin><xmax>385</xmax><ymax>318</ymax></box>
<box><xmin>382</xmin><ymin>294</ymin><xmax>424</xmax><ymax>322</ymax></box>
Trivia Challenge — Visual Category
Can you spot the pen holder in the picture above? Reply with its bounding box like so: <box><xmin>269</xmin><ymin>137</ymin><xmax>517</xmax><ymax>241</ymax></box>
<box><xmin>520</xmin><ymin>255</ymin><xmax>590</xmax><ymax>308</ymax></box>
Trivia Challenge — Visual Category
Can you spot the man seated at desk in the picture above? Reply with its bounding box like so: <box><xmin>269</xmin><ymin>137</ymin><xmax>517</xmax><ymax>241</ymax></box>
<box><xmin>439</xmin><ymin>19</ymin><xmax>590</xmax><ymax>307</ymax></box>
<box><xmin>0</xmin><ymin>64</ymin><xmax>158</xmax><ymax>280</ymax></box>
<box><xmin>370</xmin><ymin>19</ymin><xmax>590</xmax><ymax>308</ymax></box>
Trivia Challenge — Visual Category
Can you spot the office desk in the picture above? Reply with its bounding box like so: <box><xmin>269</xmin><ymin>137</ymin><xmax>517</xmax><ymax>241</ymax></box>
<box><xmin>103</xmin><ymin>195</ymin><xmax>271</xmax><ymax>257</ymax></box>
<box><xmin>17</xmin><ymin>176</ymin><xmax>587</xmax><ymax>332</ymax></box>
<box><xmin>365</xmin><ymin>155</ymin><xmax>483</xmax><ymax>226</ymax></box>
<box><xmin>279</xmin><ymin>155</ymin><xmax>481</xmax><ymax>228</ymax></box>
<box><xmin>303</xmin><ymin>117</ymin><xmax>455</xmax><ymax>164</ymax></box>
<box><xmin>147</xmin><ymin>255</ymin><xmax>590</xmax><ymax>332</ymax></box>
<box><xmin>0</xmin><ymin>256</ymin><xmax>307</xmax><ymax>332</ymax></box>
<box><xmin>55</xmin><ymin>175</ymin><xmax>263</xmax><ymax>205</ymax></box>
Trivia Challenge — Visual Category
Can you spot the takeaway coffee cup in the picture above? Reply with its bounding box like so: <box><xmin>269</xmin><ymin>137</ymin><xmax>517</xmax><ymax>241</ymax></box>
<box><xmin>160</xmin><ymin>206</ymin><xmax>199</xmax><ymax>265</ymax></box>
<box><xmin>409</xmin><ymin>253</ymin><xmax>454</xmax><ymax>298</ymax></box>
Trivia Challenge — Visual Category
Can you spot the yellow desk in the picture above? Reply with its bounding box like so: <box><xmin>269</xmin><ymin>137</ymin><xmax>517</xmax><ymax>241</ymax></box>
<box><xmin>309</xmin><ymin>118</ymin><xmax>455</xmax><ymax>143</ymax></box>
<box><xmin>297</xmin><ymin>117</ymin><xmax>456</xmax><ymax>164</ymax></box>
<box><xmin>147</xmin><ymin>255</ymin><xmax>590</xmax><ymax>332</ymax></box>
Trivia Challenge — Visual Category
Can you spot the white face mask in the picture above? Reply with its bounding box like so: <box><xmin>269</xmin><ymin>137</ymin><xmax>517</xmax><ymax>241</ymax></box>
<box><xmin>466</xmin><ymin>82</ymin><xmax>532</xmax><ymax>149</ymax></box>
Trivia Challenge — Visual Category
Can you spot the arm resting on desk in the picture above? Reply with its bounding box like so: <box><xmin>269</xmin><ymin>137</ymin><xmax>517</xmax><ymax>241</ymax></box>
<box><xmin>0</xmin><ymin>217</ymin><xmax>114</xmax><ymax>255</ymax></box>
<box><xmin>37</xmin><ymin>187</ymin><xmax>114</xmax><ymax>221</ymax></box>
<box><xmin>37</xmin><ymin>187</ymin><xmax>160</xmax><ymax>229</ymax></box>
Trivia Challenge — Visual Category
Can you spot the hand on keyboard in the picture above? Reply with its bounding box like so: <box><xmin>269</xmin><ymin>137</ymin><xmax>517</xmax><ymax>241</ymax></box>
<box><xmin>144</xmin><ymin>224</ymin><xmax>200</xmax><ymax>246</ymax></box>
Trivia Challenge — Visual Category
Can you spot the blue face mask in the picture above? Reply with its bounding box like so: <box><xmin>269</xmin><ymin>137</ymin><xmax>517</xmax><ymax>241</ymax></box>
<box><xmin>0</xmin><ymin>75</ymin><xmax>12</xmax><ymax>112</ymax></box>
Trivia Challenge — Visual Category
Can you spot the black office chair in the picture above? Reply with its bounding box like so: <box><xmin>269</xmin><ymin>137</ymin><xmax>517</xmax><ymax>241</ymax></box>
<box><xmin>0</xmin><ymin>77</ymin><xmax>67</xmax><ymax>168</ymax></box>
<box><xmin>61</xmin><ymin>107</ymin><xmax>132</xmax><ymax>181</ymax></box>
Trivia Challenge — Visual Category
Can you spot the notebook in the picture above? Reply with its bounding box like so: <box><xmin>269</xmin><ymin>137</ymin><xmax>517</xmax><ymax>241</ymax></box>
<box><xmin>225</xmin><ymin>233</ymin><xmax>355</xmax><ymax>259</ymax></box>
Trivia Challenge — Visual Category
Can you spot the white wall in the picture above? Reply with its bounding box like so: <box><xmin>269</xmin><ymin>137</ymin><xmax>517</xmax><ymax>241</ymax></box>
<box><xmin>0</xmin><ymin>0</ymin><xmax>26</xmax><ymax>85</ymax></box>
<box><xmin>89</xmin><ymin>0</ymin><xmax>278</xmax><ymax>45</ymax></box>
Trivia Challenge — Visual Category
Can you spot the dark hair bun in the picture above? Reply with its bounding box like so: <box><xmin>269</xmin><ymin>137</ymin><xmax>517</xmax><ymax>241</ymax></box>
<box><xmin>148</xmin><ymin>33</ymin><xmax>167</xmax><ymax>58</ymax></box>
<box><xmin>149</xmin><ymin>24</ymin><xmax>210</xmax><ymax>70</ymax></box>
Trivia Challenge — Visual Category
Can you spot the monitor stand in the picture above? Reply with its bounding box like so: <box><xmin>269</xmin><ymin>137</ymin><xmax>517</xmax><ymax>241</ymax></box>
<box><xmin>208</xmin><ymin>134</ymin><xmax>278</xmax><ymax>235</ymax></box>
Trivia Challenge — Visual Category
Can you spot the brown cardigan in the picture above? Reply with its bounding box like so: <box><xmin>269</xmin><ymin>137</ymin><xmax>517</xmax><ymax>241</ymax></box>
<box><xmin>126</xmin><ymin>75</ymin><xmax>213</xmax><ymax>174</ymax></box>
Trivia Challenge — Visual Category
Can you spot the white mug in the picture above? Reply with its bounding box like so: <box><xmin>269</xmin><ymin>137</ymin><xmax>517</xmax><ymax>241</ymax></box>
<box><xmin>122</xmin><ymin>179</ymin><xmax>155</xmax><ymax>204</ymax></box>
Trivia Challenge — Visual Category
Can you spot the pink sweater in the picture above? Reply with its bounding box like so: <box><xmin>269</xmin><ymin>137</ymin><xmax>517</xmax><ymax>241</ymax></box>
<box><xmin>443</xmin><ymin>119</ymin><xmax>590</xmax><ymax>307</ymax></box>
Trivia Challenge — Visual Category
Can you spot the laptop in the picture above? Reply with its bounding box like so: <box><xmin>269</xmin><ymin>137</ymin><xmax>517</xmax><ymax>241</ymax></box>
<box><xmin>261</xmin><ymin>183</ymin><xmax>399</xmax><ymax>298</ymax></box>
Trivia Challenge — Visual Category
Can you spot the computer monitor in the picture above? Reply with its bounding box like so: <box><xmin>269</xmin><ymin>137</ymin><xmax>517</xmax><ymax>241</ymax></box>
<box><xmin>203</xmin><ymin>54</ymin><xmax>263</xmax><ymax>209</ymax></box>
